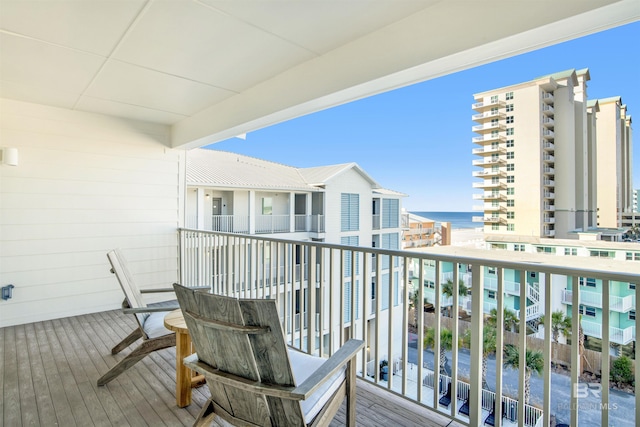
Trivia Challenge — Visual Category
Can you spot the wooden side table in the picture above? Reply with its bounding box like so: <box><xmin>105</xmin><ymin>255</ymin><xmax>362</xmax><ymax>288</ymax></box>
<box><xmin>164</xmin><ymin>309</ymin><xmax>205</xmax><ymax>407</ymax></box>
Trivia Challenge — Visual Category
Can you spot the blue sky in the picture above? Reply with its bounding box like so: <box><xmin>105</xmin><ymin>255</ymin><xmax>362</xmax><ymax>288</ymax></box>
<box><xmin>208</xmin><ymin>22</ymin><xmax>639</xmax><ymax>212</ymax></box>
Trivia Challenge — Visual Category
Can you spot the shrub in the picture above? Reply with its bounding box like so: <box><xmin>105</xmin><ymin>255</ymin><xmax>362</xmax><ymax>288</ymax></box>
<box><xmin>611</xmin><ymin>356</ymin><xmax>634</xmax><ymax>384</ymax></box>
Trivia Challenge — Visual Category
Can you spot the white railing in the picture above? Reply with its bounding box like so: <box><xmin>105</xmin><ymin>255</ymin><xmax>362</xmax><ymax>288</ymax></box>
<box><xmin>581</xmin><ymin>320</ymin><xmax>636</xmax><ymax>345</ymax></box>
<box><xmin>310</xmin><ymin>214</ymin><xmax>325</xmax><ymax>233</ymax></box>
<box><xmin>210</xmin><ymin>215</ymin><xmax>249</xmax><ymax>233</ymax></box>
<box><xmin>255</xmin><ymin>214</ymin><xmax>290</xmax><ymax>233</ymax></box>
<box><xmin>562</xmin><ymin>289</ymin><xmax>635</xmax><ymax>312</ymax></box>
<box><xmin>178</xmin><ymin>229</ymin><xmax>639</xmax><ymax>427</ymax></box>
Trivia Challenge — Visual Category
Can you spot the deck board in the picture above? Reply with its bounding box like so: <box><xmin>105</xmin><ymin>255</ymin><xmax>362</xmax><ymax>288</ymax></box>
<box><xmin>2</xmin><ymin>309</ymin><xmax>460</xmax><ymax>427</ymax></box>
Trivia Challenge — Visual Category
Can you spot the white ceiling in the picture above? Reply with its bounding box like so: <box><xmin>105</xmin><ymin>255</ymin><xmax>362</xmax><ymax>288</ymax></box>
<box><xmin>1</xmin><ymin>0</ymin><xmax>638</xmax><ymax>148</ymax></box>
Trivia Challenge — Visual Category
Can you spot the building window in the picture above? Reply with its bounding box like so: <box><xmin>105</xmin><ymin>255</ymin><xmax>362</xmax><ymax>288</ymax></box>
<box><xmin>492</xmin><ymin>200</ymin><xmax>499</xmax><ymax>207</ymax></box>
<box><xmin>507</xmin><ymin>163</ymin><xmax>514</xmax><ymax>171</ymax></box>
<box><xmin>341</xmin><ymin>193</ymin><xmax>359</xmax><ymax>231</ymax></box>
<box><xmin>507</xmin><ymin>175</ymin><xmax>514</xmax><ymax>183</ymax></box>
<box><xmin>625</xmin><ymin>252</ymin><xmax>640</xmax><ymax>261</ymax></box>
<box><xmin>530</xmin><ymin>272</ymin><xmax>537</xmax><ymax>278</ymax></box>
<box><xmin>590</xmin><ymin>250</ymin><xmax>613</xmax><ymax>258</ymax></box>
<box><xmin>505</xmin><ymin>92</ymin><xmax>514</xmax><ymax>100</ymax></box>
<box><xmin>579</xmin><ymin>277</ymin><xmax>597</xmax><ymax>288</ymax></box>
<box><xmin>514</xmin><ymin>244</ymin><xmax>525</xmax><ymax>252</ymax></box>
<box><xmin>341</xmin><ymin>236</ymin><xmax>360</xmax><ymax>277</ymax></box>
<box><xmin>507</xmin><ymin>212</ymin><xmax>515</xmax><ymax>219</ymax></box>
<box><xmin>261</xmin><ymin>197</ymin><xmax>273</xmax><ymax>215</ymax></box>
<box><xmin>491</xmin><ymin>119</ymin><xmax>499</xmax><ymax>126</ymax></box>
<box><xmin>488</xmin><ymin>291</ymin><xmax>496</xmax><ymax>299</ymax></box>
<box><xmin>491</xmin><ymin>177</ymin><xmax>499</xmax><ymax>184</ymax></box>
<box><xmin>506</xmin><ymin>139</ymin><xmax>514</xmax><ymax>147</ymax></box>
<box><xmin>507</xmin><ymin>224</ymin><xmax>515</xmax><ymax>231</ymax></box>
<box><xmin>491</xmin><ymin>107</ymin><xmax>499</xmax><ymax>114</ymax></box>
<box><xmin>507</xmin><ymin>200</ymin><xmax>515</xmax><ymax>207</ymax></box>
<box><xmin>491</xmin><ymin>130</ymin><xmax>499</xmax><ymax>137</ymax></box>
<box><xmin>506</xmin><ymin>128</ymin><xmax>514</xmax><ymax>135</ymax></box>
<box><xmin>507</xmin><ymin>152</ymin><xmax>514</xmax><ymax>159</ymax></box>
<box><xmin>579</xmin><ymin>305</ymin><xmax>596</xmax><ymax>317</ymax></box>
<box><xmin>382</xmin><ymin>199</ymin><xmax>399</xmax><ymax>228</ymax></box>
<box><xmin>536</xmin><ymin>246</ymin><xmax>555</xmax><ymax>254</ymax></box>
<box><xmin>630</xmin><ymin>283</ymin><xmax>636</xmax><ymax>290</ymax></box>
<box><xmin>506</xmin><ymin>116</ymin><xmax>514</xmax><ymax>124</ymax></box>
<box><xmin>629</xmin><ymin>310</ymin><xmax>636</xmax><ymax>321</ymax></box>
<box><xmin>506</xmin><ymin>104</ymin><xmax>514</xmax><ymax>112</ymax></box>
<box><xmin>492</xmin><ymin>224</ymin><xmax>499</xmax><ymax>230</ymax></box>
<box><xmin>564</xmin><ymin>248</ymin><xmax>578</xmax><ymax>256</ymax></box>
<box><xmin>488</xmin><ymin>267</ymin><xmax>497</xmax><ymax>274</ymax></box>
<box><xmin>491</xmin><ymin>95</ymin><xmax>499</xmax><ymax>103</ymax></box>
<box><xmin>507</xmin><ymin>187</ymin><xmax>515</xmax><ymax>195</ymax></box>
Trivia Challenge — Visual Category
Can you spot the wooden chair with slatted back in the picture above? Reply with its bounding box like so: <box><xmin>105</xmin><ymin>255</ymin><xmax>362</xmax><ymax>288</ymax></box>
<box><xmin>173</xmin><ymin>283</ymin><xmax>364</xmax><ymax>427</ymax></box>
<box><xmin>97</xmin><ymin>249</ymin><xmax>178</xmax><ymax>386</ymax></box>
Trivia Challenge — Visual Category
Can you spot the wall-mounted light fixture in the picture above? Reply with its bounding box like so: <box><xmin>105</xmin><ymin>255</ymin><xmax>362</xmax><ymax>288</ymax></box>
<box><xmin>1</xmin><ymin>147</ymin><xmax>18</xmax><ymax>166</ymax></box>
<box><xmin>1</xmin><ymin>284</ymin><xmax>15</xmax><ymax>300</ymax></box>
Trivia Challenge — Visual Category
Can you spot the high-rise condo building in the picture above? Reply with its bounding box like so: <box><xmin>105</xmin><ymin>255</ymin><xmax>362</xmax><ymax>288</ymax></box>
<box><xmin>471</xmin><ymin>69</ymin><xmax>633</xmax><ymax>238</ymax></box>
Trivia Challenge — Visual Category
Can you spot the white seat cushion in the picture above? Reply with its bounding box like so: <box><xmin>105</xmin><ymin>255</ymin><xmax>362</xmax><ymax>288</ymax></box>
<box><xmin>288</xmin><ymin>349</ymin><xmax>346</xmax><ymax>423</ymax></box>
<box><xmin>142</xmin><ymin>311</ymin><xmax>173</xmax><ymax>339</ymax></box>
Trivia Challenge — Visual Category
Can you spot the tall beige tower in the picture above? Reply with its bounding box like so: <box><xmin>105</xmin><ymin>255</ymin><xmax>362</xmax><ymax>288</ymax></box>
<box><xmin>595</xmin><ymin>98</ymin><xmax>634</xmax><ymax>228</ymax></box>
<box><xmin>471</xmin><ymin>69</ymin><xmax>596</xmax><ymax>238</ymax></box>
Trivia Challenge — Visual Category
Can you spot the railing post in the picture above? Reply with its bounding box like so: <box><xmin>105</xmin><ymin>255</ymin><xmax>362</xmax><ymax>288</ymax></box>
<box><xmin>469</xmin><ymin>263</ymin><xmax>483</xmax><ymax>427</ymax></box>
<box><xmin>570</xmin><ymin>275</ymin><xmax>579</xmax><ymax>427</ymax></box>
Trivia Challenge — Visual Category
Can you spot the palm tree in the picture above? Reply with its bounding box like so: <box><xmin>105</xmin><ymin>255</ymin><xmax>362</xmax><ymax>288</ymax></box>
<box><xmin>424</xmin><ymin>327</ymin><xmax>453</xmax><ymax>375</ymax></box>
<box><xmin>503</xmin><ymin>344</ymin><xmax>544</xmax><ymax>404</ymax></box>
<box><xmin>410</xmin><ymin>292</ymin><xmax>429</xmax><ymax>326</ymax></box>
<box><xmin>487</xmin><ymin>307</ymin><xmax>519</xmax><ymax>333</ymax></box>
<box><xmin>462</xmin><ymin>326</ymin><xmax>497</xmax><ymax>389</ymax></box>
<box><xmin>540</xmin><ymin>310</ymin><xmax>571</xmax><ymax>366</ymax></box>
<box><xmin>441</xmin><ymin>278</ymin><xmax>468</xmax><ymax>317</ymax></box>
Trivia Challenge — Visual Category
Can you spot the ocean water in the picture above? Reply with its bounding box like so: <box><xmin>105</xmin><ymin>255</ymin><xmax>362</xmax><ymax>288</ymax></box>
<box><xmin>411</xmin><ymin>211</ymin><xmax>477</xmax><ymax>230</ymax></box>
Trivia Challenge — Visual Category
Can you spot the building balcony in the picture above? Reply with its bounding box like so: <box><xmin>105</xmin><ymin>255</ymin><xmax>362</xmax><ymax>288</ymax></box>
<box><xmin>472</xmin><ymin>134</ymin><xmax>506</xmax><ymax>144</ymax></box>
<box><xmin>543</xmin><ymin>179</ymin><xmax>555</xmax><ymax>187</ymax></box>
<box><xmin>581</xmin><ymin>320</ymin><xmax>636</xmax><ymax>346</ymax></box>
<box><xmin>543</xmin><ymin>191</ymin><xmax>555</xmax><ymax>199</ymax></box>
<box><xmin>472</xmin><ymin>169</ymin><xmax>506</xmax><ymax>178</ymax></box>
<box><xmin>472</xmin><ymin>111</ymin><xmax>505</xmax><ymax>121</ymax></box>
<box><xmin>542</xmin><ymin>92</ymin><xmax>554</xmax><ymax>103</ymax></box>
<box><xmin>472</xmin><ymin>181</ymin><xmax>507</xmax><ymax>189</ymax></box>
<box><xmin>544</xmin><ymin>204</ymin><xmax>556</xmax><ymax>211</ymax></box>
<box><xmin>472</xmin><ymin>123</ymin><xmax>506</xmax><ymax>133</ymax></box>
<box><xmin>542</xmin><ymin>117</ymin><xmax>555</xmax><ymax>128</ymax></box>
<box><xmin>544</xmin><ymin>228</ymin><xmax>556</xmax><ymax>237</ymax></box>
<box><xmin>543</xmin><ymin>166</ymin><xmax>555</xmax><ymax>174</ymax></box>
<box><xmin>481</xmin><ymin>216</ymin><xmax>506</xmax><ymax>224</ymax></box>
<box><xmin>471</xmin><ymin>99</ymin><xmax>505</xmax><ymax>111</ymax></box>
<box><xmin>473</xmin><ymin>204</ymin><xmax>507</xmax><ymax>212</ymax></box>
<box><xmin>543</xmin><ymin>141</ymin><xmax>555</xmax><ymax>151</ymax></box>
<box><xmin>473</xmin><ymin>192</ymin><xmax>507</xmax><ymax>201</ymax></box>
<box><xmin>561</xmin><ymin>289</ymin><xmax>635</xmax><ymax>313</ymax></box>
<box><xmin>4</xmin><ymin>229</ymin><xmax>638</xmax><ymax>427</ymax></box>
<box><xmin>472</xmin><ymin>158</ymin><xmax>506</xmax><ymax>167</ymax></box>
<box><xmin>472</xmin><ymin>146</ymin><xmax>506</xmax><ymax>155</ymax></box>
<box><xmin>544</xmin><ymin>217</ymin><xmax>556</xmax><ymax>224</ymax></box>
<box><xmin>543</xmin><ymin>154</ymin><xmax>555</xmax><ymax>163</ymax></box>
<box><xmin>542</xmin><ymin>104</ymin><xmax>555</xmax><ymax>115</ymax></box>
<box><xmin>542</xmin><ymin>129</ymin><xmax>555</xmax><ymax>139</ymax></box>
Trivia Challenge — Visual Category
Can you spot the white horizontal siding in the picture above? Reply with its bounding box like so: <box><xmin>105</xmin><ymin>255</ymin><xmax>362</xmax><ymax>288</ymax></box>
<box><xmin>0</xmin><ymin>99</ymin><xmax>183</xmax><ymax>327</ymax></box>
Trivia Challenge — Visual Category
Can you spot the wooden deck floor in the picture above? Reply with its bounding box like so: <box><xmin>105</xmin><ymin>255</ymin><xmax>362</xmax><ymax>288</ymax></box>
<box><xmin>1</xmin><ymin>309</ymin><xmax>463</xmax><ymax>427</ymax></box>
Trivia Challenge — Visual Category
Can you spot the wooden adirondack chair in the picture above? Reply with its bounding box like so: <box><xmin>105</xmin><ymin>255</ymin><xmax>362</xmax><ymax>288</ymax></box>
<box><xmin>97</xmin><ymin>249</ymin><xmax>178</xmax><ymax>386</ymax></box>
<box><xmin>173</xmin><ymin>283</ymin><xmax>365</xmax><ymax>427</ymax></box>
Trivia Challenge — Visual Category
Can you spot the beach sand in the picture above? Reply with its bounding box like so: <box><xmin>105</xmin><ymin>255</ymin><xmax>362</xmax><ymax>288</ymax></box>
<box><xmin>450</xmin><ymin>228</ymin><xmax>485</xmax><ymax>248</ymax></box>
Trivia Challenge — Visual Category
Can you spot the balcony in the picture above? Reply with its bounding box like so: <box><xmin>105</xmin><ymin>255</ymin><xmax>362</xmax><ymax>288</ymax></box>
<box><xmin>543</xmin><ymin>141</ymin><xmax>555</xmax><ymax>151</ymax></box>
<box><xmin>472</xmin><ymin>181</ymin><xmax>506</xmax><ymax>189</ymax></box>
<box><xmin>542</xmin><ymin>92</ymin><xmax>554</xmax><ymax>103</ymax></box>
<box><xmin>544</xmin><ymin>228</ymin><xmax>556</xmax><ymax>237</ymax></box>
<box><xmin>581</xmin><ymin>320</ymin><xmax>636</xmax><ymax>346</ymax></box>
<box><xmin>543</xmin><ymin>179</ymin><xmax>555</xmax><ymax>187</ymax></box>
<box><xmin>472</xmin><ymin>157</ymin><xmax>506</xmax><ymax>167</ymax></box>
<box><xmin>561</xmin><ymin>289</ymin><xmax>635</xmax><ymax>312</ymax></box>
<box><xmin>472</xmin><ymin>134</ymin><xmax>506</xmax><ymax>144</ymax></box>
<box><xmin>543</xmin><ymin>154</ymin><xmax>555</xmax><ymax>163</ymax></box>
<box><xmin>543</xmin><ymin>191</ymin><xmax>555</xmax><ymax>199</ymax></box>
<box><xmin>472</xmin><ymin>111</ymin><xmax>505</xmax><ymax>121</ymax></box>
<box><xmin>472</xmin><ymin>99</ymin><xmax>505</xmax><ymax>111</ymax></box>
<box><xmin>542</xmin><ymin>117</ymin><xmax>555</xmax><ymax>128</ymax></box>
<box><xmin>542</xmin><ymin>129</ymin><xmax>555</xmax><ymax>139</ymax></box>
<box><xmin>472</xmin><ymin>146</ymin><xmax>506</xmax><ymax>156</ymax></box>
<box><xmin>542</xmin><ymin>104</ymin><xmax>555</xmax><ymax>115</ymax></box>
<box><xmin>544</xmin><ymin>204</ymin><xmax>555</xmax><ymax>211</ymax></box>
<box><xmin>482</xmin><ymin>216</ymin><xmax>506</xmax><ymax>224</ymax></box>
<box><xmin>472</xmin><ymin>123</ymin><xmax>506</xmax><ymax>133</ymax></box>
<box><xmin>543</xmin><ymin>166</ymin><xmax>555</xmax><ymax>174</ymax></box>
<box><xmin>472</xmin><ymin>169</ymin><xmax>506</xmax><ymax>178</ymax></box>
